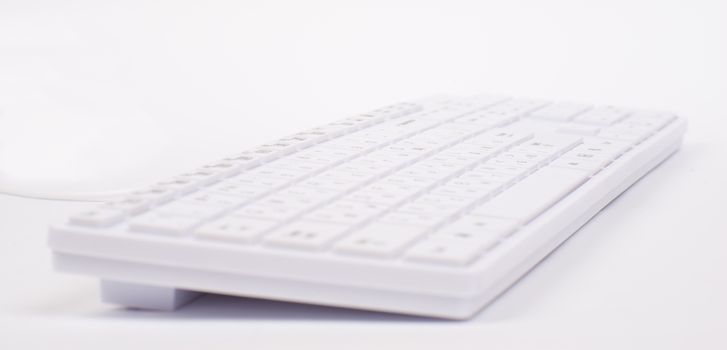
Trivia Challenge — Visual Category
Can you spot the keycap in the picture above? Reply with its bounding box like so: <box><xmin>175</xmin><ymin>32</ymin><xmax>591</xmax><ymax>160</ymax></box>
<box><xmin>427</xmin><ymin>216</ymin><xmax>518</xmax><ymax>251</ymax></box>
<box><xmin>471</xmin><ymin>163</ymin><xmax>526</xmax><ymax>181</ymax></box>
<box><xmin>345</xmin><ymin>183</ymin><xmax>422</xmax><ymax>206</ymax></box>
<box><xmin>276</xmin><ymin>185</ymin><xmax>339</xmax><ymax>202</ymax></box>
<box><xmin>471</xmin><ymin>166</ymin><xmax>590</xmax><ymax>223</ymax></box>
<box><xmin>201</xmin><ymin>161</ymin><xmax>243</xmax><ymax>178</ymax></box>
<box><xmin>129</xmin><ymin>212</ymin><xmax>203</xmax><ymax>236</ymax></box>
<box><xmin>179</xmin><ymin>192</ymin><xmax>243</xmax><ymax>208</ymax></box>
<box><xmin>156</xmin><ymin>176</ymin><xmax>201</xmax><ymax>194</ymax></box>
<box><xmin>222</xmin><ymin>151</ymin><xmax>267</xmax><ymax>167</ymax></box>
<box><xmin>243</xmin><ymin>164</ymin><xmax>309</xmax><ymax>182</ymax></box>
<box><xmin>228</xmin><ymin>172</ymin><xmax>292</xmax><ymax>190</ymax></box>
<box><xmin>288</xmin><ymin>147</ymin><xmax>353</xmax><ymax>165</ymax></box>
<box><xmin>597</xmin><ymin>128</ymin><xmax>651</xmax><ymax>143</ymax></box>
<box><xmin>334</xmin><ymin>223</ymin><xmax>426</xmax><ymax>257</ymax></box>
<box><xmin>447</xmin><ymin>175</ymin><xmax>505</xmax><ymax>190</ymax></box>
<box><xmin>429</xmin><ymin>182</ymin><xmax>501</xmax><ymax>200</ymax></box>
<box><xmin>557</xmin><ymin>125</ymin><xmax>601</xmax><ymax>136</ymax></box>
<box><xmin>70</xmin><ymin>207</ymin><xmax>125</xmax><ymax>227</ymax></box>
<box><xmin>446</xmin><ymin>215</ymin><xmax>520</xmax><ymax>236</ymax></box>
<box><xmin>299</xmin><ymin>173</ymin><xmax>362</xmax><ymax>192</ymax></box>
<box><xmin>129</xmin><ymin>185</ymin><xmax>177</xmax><ymax>204</ymax></box>
<box><xmin>206</xmin><ymin>181</ymin><xmax>270</xmax><ymax>199</ymax></box>
<box><xmin>517</xmin><ymin>133</ymin><xmax>583</xmax><ymax>157</ymax></box>
<box><xmin>468</xmin><ymin>130</ymin><xmax>533</xmax><ymax>148</ymax></box>
<box><xmin>549</xmin><ymin>157</ymin><xmax>605</xmax><ymax>174</ymax></box>
<box><xmin>101</xmin><ymin>196</ymin><xmax>151</xmax><ymax>215</ymax></box>
<box><xmin>556</xmin><ymin>143</ymin><xmax>620</xmax><ymax>171</ymax></box>
<box><xmin>195</xmin><ymin>217</ymin><xmax>277</xmax><ymax>243</ymax></box>
<box><xmin>404</xmin><ymin>238</ymin><xmax>485</xmax><ymax>266</ymax></box>
<box><xmin>178</xmin><ymin>168</ymin><xmax>224</xmax><ymax>185</ymax></box>
<box><xmin>457</xmin><ymin>170</ymin><xmax>512</xmax><ymax>185</ymax></box>
<box><xmin>379</xmin><ymin>211</ymin><xmax>451</xmax><ymax>228</ymax></box>
<box><xmin>397</xmin><ymin>200</ymin><xmax>463</xmax><ymax>218</ymax></box>
<box><xmin>154</xmin><ymin>202</ymin><xmax>224</xmax><ymax>218</ymax></box>
<box><xmin>264</xmin><ymin>221</ymin><xmax>350</xmax><ymax>250</ymax></box>
<box><xmin>583</xmin><ymin>138</ymin><xmax>631</xmax><ymax>155</ymax></box>
<box><xmin>232</xmin><ymin>202</ymin><xmax>307</xmax><ymax>222</ymax></box>
<box><xmin>305</xmin><ymin>200</ymin><xmax>387</xmax><ymax>226</ymax></box>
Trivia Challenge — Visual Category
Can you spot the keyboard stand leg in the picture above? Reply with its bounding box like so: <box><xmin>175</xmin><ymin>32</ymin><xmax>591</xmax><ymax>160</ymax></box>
<box><xmin>100</xmin><ymin>280</ymin><xmax>202</xmax><ymax>311</ymax></box>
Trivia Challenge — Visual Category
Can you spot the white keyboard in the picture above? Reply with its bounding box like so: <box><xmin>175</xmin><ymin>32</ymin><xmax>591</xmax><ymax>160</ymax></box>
<box><xmin>48</xmin><ymin>95</ymin><xmax>687</xmax><ymax>319</ymax></box>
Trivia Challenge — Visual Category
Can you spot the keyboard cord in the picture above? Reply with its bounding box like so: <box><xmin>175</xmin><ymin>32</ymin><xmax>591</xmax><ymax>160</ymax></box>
<box><xmin>0</xmin><ymin>184</ymin><xmax>132</xmax><ymax>202</ymax></box>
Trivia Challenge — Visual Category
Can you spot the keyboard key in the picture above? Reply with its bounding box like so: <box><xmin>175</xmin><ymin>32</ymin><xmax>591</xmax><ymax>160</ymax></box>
<box><xmin>201</xmin><ymin>161</ymin><xmax>243</xmax><ymax>178</ymax></box>
<box><xmin>457</xmin><ymin>170</ymin><xmax>512</xmax><ymax>185</ymax></box>
<box><xmin>428</xmin><ymin>216</ymin><xmax>518</xmax><ymax>251</ymax></box>
<box><xmin>156</xmin><ymin>176</ymin><xmax>200</xmax><ymax>194</ymax></box>
<box><xmin>70</xmin><ymin>207</ymin><xmax>125</xmax><ymax>227</ymax></box>
<box><xmin>155</xmin><ymin>202</ymin><xmax>223</xmax><ymax>218</ymax></box>
<box><xmin>557</xmin><ymin>125</ymin><xmax>601</xmax><ymax>136</ymax></box>
<box><xmin>334</xmin><ymin>223</ymin><xmax>426</xmax><ymax>258</ymax></box>
<box><xmin>276</xmin><ymin>185</ymin><xmax>339</xmax><ymax>202</ymax></box>
<box><xmin>227</xmin><ymin>173</ymin><xmax>292</xmax><ymax>190</ymax></box>
<box><xmin>468</xmin><ymin>130</ymin><xmax>533</xmax><ymax>148</ymax></box>
<box><xmin>379</xmin><ymin>211</ymin><xmax>451</xmax><ymax>228</ymax></box>
<box><xmin>404</xmin><ymin>238</ymin><xmax>484</xmax><ymax>266</ymax></box>
<box><xmin>556</xmin><ymin>143</ymin><xmax>621</xmax><ymax>171</ymax></box>
<box><xmin>206</xmin><ymin>181</ymin><xmax>270</xmax><ymax>199</ymax></box>
<box><xmin>130</xmin><ymin>185</ymin><xmax>177</xmax><ymax>204</ymax></box>
<box><xmin>517</xmin><ymin>133</ymin><xmax>583</xmax><ymax>156</ymax></box>
<box><xmin>446</xmin><ymin>215</ymin><xmax>520</xmax><ymax>236</ymax></box>
<box><xmin>597</xmin><ymin>128</ymin><xmax>651</xmax><ymax>143</ymax></box>
<box><xmin>129</xmin><ymin>212</ymin><xmax>203</xmax><ymax>236</ymax></box>
<box><xmin>489</xmin><ymin>152</ymin><xmax>541</xmax><ymax>173</ymax></box>
<box><xmin>430</xmin><ymin>182</ymin><xmax>501</xmax><ymax>200</ymax></box>
<box><xmin>222</xmin><ymin>151</ymin><xmax>268</xmax><ymax>167</ymax></box>
<box><xmin>625</xmin><ymin>111</ymin><xmax>676</xmax><ymax>130</ymax></box>
<box><xmin>179</xmin><ymin>192</ymin><xmax>243</xmax><ymax>208</ymax></box>
<box><xmin>397</xmin><ymin>198</ymin><xmax>464</xmax><ymax>218</ymax></box>
<box><xmin>345</xmin><ymin>183</ymin><xmax>422</xmax><ymax>206</ymax></box>
<box><xmin>287</xmin><ymin>147</ymin><xmax>353</xmax><ymax>165</ymax></box>
<box><xmin>583</xmin><ymin>138</ymin><xmax>631</xmax><ymax>155</ymax></box>
<box><xmin>305</xmin><ymin>200</ymin><xmax>387</xmax><ymax>226</ymax></box>
<box><xmin>232</xmin><ymin>202</ymin><xmax>306</xmax><ymax>222</ymax></box>
<box><xmin>264</xmin><ymin>221</ymin><xmax>350</xmax><ymax>250</ymax></box>
<box><xmin>471</xmin><ymin>166</ymin><xmax>590</xmax><ymax>223</ymax></box>
<box><xmin>195</xmin><ymin>217</ymin><xmax>277</xmax><ymax>243</ymax></box>
<box><xmin>101</xmin><ymin>196</ymin><xmax>151</xmax><ymax>215</ymax></box>
<box><xmin>178</xmin><ymin>168</ymin><xmax>225</xmax><ymax>185</ymax></box>
<box><xmin>550</xmin><ymin>156</ymin><xmax>605</xmax><ymax>174</ymax></box>
<box><xmin>243</xmin><ymin>164</ymin><xmax>309</xmax><ymax>182</ymax></box>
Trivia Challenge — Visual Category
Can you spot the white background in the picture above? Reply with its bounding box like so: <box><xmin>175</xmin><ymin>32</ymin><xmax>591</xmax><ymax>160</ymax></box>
<box><xmin>1</xmin><ymin>0</ymin><xmax>726</xmax><ymax>349</ymax></box>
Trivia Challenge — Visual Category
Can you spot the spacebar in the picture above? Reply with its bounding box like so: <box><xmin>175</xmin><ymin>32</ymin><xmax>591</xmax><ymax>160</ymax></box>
<box><xmin>470</xmin><ymin>166</ymin><xmax>590</xmax><ymax>223</ymax></box>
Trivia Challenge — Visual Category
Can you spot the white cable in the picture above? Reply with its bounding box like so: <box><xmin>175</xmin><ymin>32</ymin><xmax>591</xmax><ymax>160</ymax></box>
<box><xmin>0</xmin><ymin>186</ymin><xmax>134</xmax><ymax>202</ymax></box>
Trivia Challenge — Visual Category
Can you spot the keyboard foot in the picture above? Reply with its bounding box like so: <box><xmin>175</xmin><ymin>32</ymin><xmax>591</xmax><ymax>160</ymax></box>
<box><xmin>100</xmin><ymin>280</ymin><xmax>202</xmax><ymax>311</ymax></box>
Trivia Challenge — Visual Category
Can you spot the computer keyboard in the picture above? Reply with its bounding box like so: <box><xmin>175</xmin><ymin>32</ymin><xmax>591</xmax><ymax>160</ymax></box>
<box><xmin>48</xmin><ymin>95</ymin><xmax>687</xmax><ymax>319</ymax></box>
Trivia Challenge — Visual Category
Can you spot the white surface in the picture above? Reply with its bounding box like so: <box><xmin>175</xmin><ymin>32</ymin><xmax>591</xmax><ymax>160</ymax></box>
<box><xmin>1</xmin><ymin>0</ymin><xmax>726</xmax><ymax>348</ymax></box>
